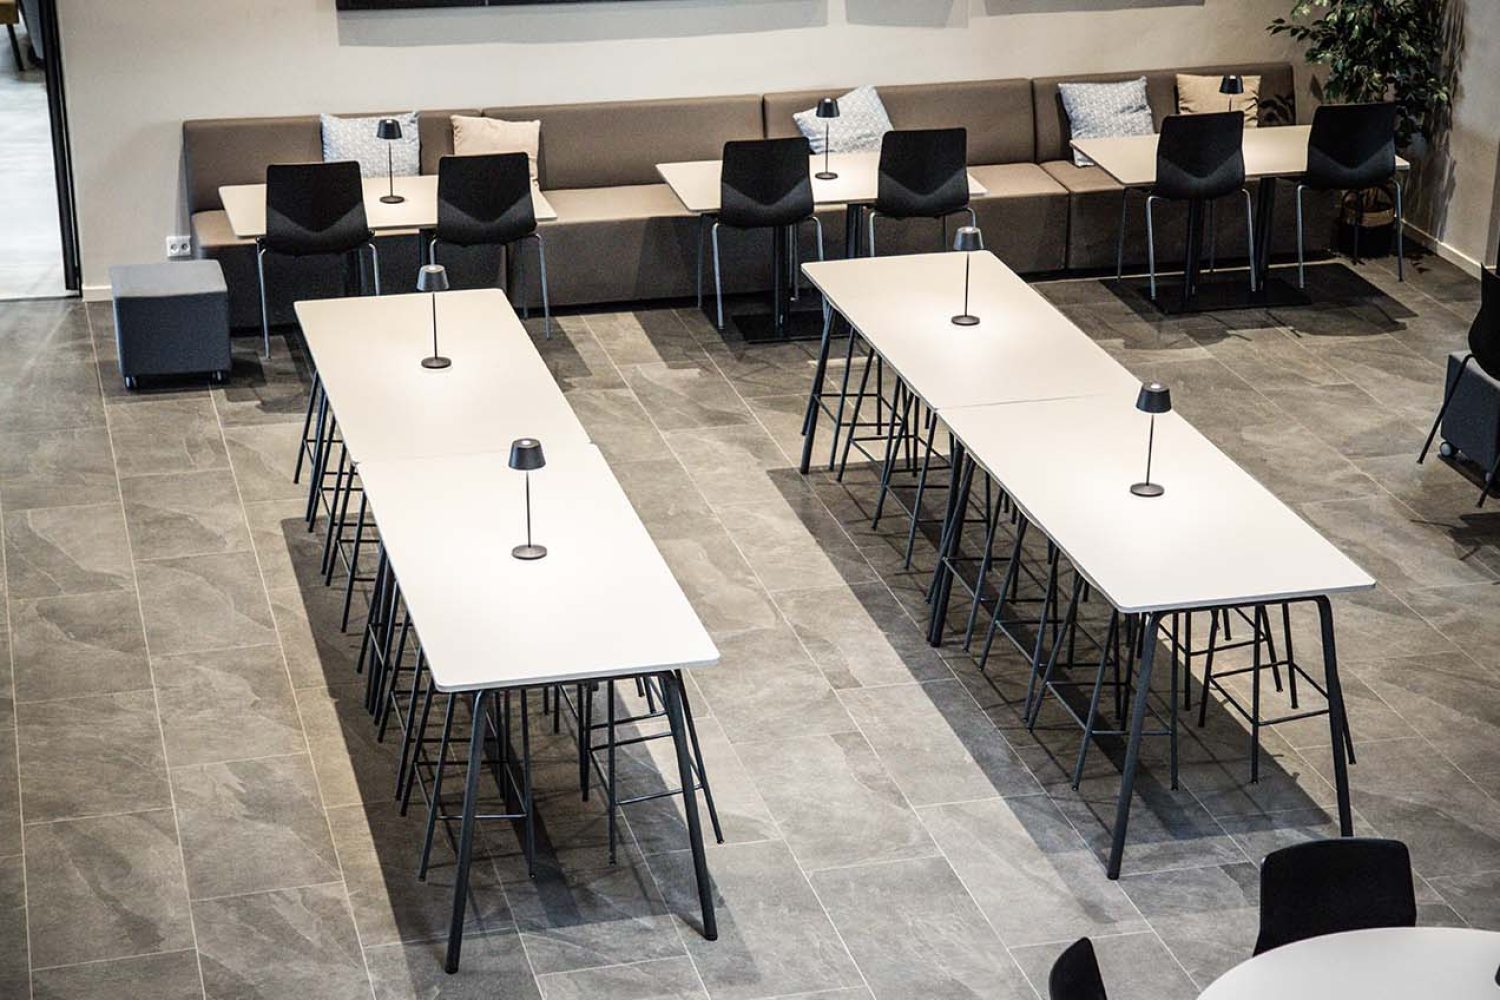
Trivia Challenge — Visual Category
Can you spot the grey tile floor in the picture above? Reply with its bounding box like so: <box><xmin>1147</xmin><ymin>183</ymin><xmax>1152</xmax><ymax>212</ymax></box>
<box><xmin>2</xmin><ymin>251</ymin><xmax>1498</xmax><ymax>999</ymax></box>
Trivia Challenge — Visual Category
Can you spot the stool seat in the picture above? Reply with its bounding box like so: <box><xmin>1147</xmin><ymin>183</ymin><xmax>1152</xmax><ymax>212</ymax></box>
<box><xmin>109</xmin><ymin>260</ymin><xmax>232</xmax><ymax>388</ymax></box>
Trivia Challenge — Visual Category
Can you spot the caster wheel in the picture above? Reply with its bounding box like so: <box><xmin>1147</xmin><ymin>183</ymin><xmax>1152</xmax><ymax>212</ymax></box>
<box><xmin>1439</xmin><ymin>441</ymin><xmax>1456</xmax><ymax>459</ymax></box>
<box><xmin>124</xmin><ymin>377</ymin><xmax>137</xmax><ymax>390</ymax></box>
<box><xmin>212</xmin><ymin>370</ymin><xmax>228</xmax><ymax>385</ymax></box>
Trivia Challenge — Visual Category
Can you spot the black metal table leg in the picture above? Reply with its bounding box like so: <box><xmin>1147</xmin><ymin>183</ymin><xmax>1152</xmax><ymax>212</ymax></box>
<box><xmin>445</xmin><ymin>688</ymin><xmax>489</xmax><ymax>974</ymax></box>
<box><xmin>799</xmin><ymin>308</ymin><xmax>836</xmax><ymax>473</ymax></box>
<box><xmin>1315</xmin><ymin>596</ymin><xmax>1354</xmax><ymax>836</ymax></box>
<box><xmin>1255</xmin><ymin>179</ymin><xmax>1278</xmax><ymax>289</ymax></box>
<box><xmin>661</xmin><ymin>671</ymin><xmax>717</xmax><ymax>940</ymax></box>
<box><xmin>771</xmin><ymin>226</ymin><xmax>786</xmax><ymax>339</ymax></box>
<box><xmin>927</xmin><ymin>447</ymin><xmax>974</xmax><ymax>647</ymax></box>
<box><xmin>1107</xmin><ymin>610</ymin><xmax>1167</xmax><ymax>879</ymax></box>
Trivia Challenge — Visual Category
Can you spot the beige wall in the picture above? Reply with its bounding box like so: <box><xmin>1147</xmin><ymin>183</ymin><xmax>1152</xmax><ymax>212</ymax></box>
<box><xmin>59</xmin><ymin>0</ymin><xmax>1307</xmax><ymax>291</ymax></box>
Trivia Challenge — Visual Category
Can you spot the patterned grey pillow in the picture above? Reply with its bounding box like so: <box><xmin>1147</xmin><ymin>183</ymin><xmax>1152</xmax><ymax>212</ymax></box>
<box><xmin>321</xmin><ymin>112</ymin><xmax>420</xmax><ymax>179</ymax></box>
<box><xmin>1059</xmin><ymin>78</ymin><xmax>1154</xmax><ymax>167</ymax></box>
<box><xmin>794</xmin><ymin>85</ymin><xmax>893</xmax><ymax>154</ymax></box>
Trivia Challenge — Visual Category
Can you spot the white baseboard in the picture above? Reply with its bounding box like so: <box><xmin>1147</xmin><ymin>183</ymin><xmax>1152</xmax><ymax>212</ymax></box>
<box><xmin>1402</xmin><ymin>222</ymin><xmax>1483</xmax><ymax>277</ymax></box>
<box><xmin>82</xmin><ymin>283</ymin><xmax>112</xmax><ymax>302</ymax></box>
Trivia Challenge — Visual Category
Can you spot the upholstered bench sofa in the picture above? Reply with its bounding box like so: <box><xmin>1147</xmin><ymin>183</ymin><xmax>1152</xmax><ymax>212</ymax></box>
<box><xmin>182</xmin><ymin>61</ymin><xmax>1334</xmax><ymax>329</ymax></box>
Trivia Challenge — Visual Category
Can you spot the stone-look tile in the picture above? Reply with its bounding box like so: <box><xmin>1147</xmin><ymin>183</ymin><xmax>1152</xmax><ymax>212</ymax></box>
<box><xmin>1354</xmin><ymin>452</ymin><xmax>1480</xmax><ymax>518</ymax></box>
<box><xmin>1402</xmin><ymin>582</ymin><xmax>1500</xmax><ymax>671</ymax></box>
<box><xmin>222</xmin><ymin>423</ymin><xmax>305</xmax><ymax>502</ymax></box>
<box><xmin>565</xmin><ymin>388</ymin><xmax>670</xmax><ymax>465</ymax></box>
<box><xmin>1263</xmin><ymin>381</ymin><xmax>1424</xmax><ymax>460</ymax></box>
<box><xmin>839</xmin><ymin>680</ymin><xmax>1039</xmax><ymax>803</ymax></box>
<box><xmin>745</xmin><ymin>393</ymin><xmax>814</xmax><ymax>462</ymax></box>
<box><xmin>1172</xmin><ymin>713</ymin><xmax>1338</xmax><ymax>821</ymax></box>
<box><xmin>296</xmin><ymin>684</ymin><xmax>403</xmax><ymax>808</ymax></box>
<box><xmin>1310</xmin><ymin>337</ymin><xmax>1446</xmax><ymax>425</ymax></box>
<box><xmin>1014</xmin><ymin>930</ymin><xmax>1198</xmax><ymax>1000</ymax></box>
<box><xmin>611</xmin><ymin>457</ymin><xmax>716</xmax><ymax>526</ymax></box>
<box><xmin>1299</xmin><ymin>494</ymin><xmax>1499</xmax><ymax>594</ymax></box>
<box><xmin>703</xmin><ymin>339</ymin><xmax>821</xmax><ymax>399</ymax></box>
<box><xmin>154</xmin><ymin>644</ymin><xmax>303</xmax><ymax>767</ymax></box>
<box><xmin>536</xmin><ymin>956</ymin><xmax>704</xmax><ymax>1000</ymax></box>
<box><xmin>720</xmin><ymin>499</ymin><xmax>871</xmax><ymax>593</ymax></box>
<box><xmin>106</xmin><ymin>395</ymin><xmax>228</xmax><ymax>477</ymax></box>
<box><xmin>1282</xmin><ymin>583</ymin><xmax>1459</xmax><ymax>664</ymax></box>
<box><xmin>0</xmin><ymin>855</ymin><xmax>26</xmax><ymax>999</ymax></box>
<box><xmin>136</xmin><ymin>551</ymin><xmax>276</xmax><ymax>656</ymax></box>
<box><xmin>4</xmin><ymin>503</ymin><xmax>133</xmax><ymax>599</ymax></box>
<box><xmin>269</xmin><ymin>585</ymin><xmax>366</xmax><ymax>690</ymax></box>
<box><xmin>688</xmin><ymin>626</ymin><xmax>854</xmax><ymax>744</ymax></box>
<box><xmin>742</xmin><ymin>731</ymin><xmax>935</xmax><ymax>871</ymax></box>
<box><xmin>31</xmin><ymin>949</ymin><xmax>205</xmax><ymax>1000</ymax></box>
<box><xmin>650</xmin><ymin>516</ymin><xmax>781</xmax><ymax>637</ymax></box>
<box><xmin>327</xmin><ymin>800</ymin><xmax>511</xmax><ymax>948</ymax></box>
<box><xmin>0</xmin><ymin>300</ymin><xmax>95</xmax><ymax>369</ymax></box>
<box><xmin>0</xmin><ymin>735</ymin><xmax>18</xmax><ymax>858</ymax></box>
<box><xmin>1351</xmin><ymin>654</ymin><xmax>1500</xmax><ymax>777</ymax></box>
<box><xmin>777</xmin><ymin>582</ymin><xmax>952</xmax><ymax>689</ymax></box>
<box><xmin>1120</xmin><ymin>862</ymin><xmax>1259</xmax><ymax>988</ymax></box>
<box><xmin>621</xmin><ymin>357</ymin><xmax>753</xmax><ymax>431</ymax></box>
<box><xmin>586</xmin><ymin>310</ymin><xmax>703</xmax><ymax>368</ymax></box>
<box><xmin>1191</xmin><ymin>398</ymin><xmax>1378</xmax><ymax>504</ymax></box>
<box><xmin>539</xmin><ymin>316</ymin><xmax>628</xmax><ymax>392</ymax></box>
<box><xmin>366</xmin><ymin>930</ymin><xmax>541</xmax><ymax>1000</ymax></box>
<box><xmin>172</xmin><ymin>753</ymin><xmax>340</xmax><ymax>899</ymax></box>
<box><xmin>210</xmin><ymin>345</ymin><xmax>315</xmax><ymax>428</ymax></box>
<box><xmin>0</xmin><ymin>630</ymin><xmax>12</xmax><ymax>728</ymax></box>
<box><xmin>0</xmin><ymin>426</ymin><xmax>117</xmax><ymax>512</ymax></box>
<box><xmin>1248</xmin><ymin>666</ymin><xmax>1417</xmax><ymax>753</ymax></box>
<box><xmin>193</xmin><ymin>883</ymin><xmax>370</xmax><ymax>1000</ymax></box>
<box><xmin>25</xmin><ymin>809</ymin><xmax>194</xmax><ymax>969</ymax></box>
<box><xmin>121</xmin><ymin>470</ymin><xmax>252</xmax><ymax>561</ymax></box>
<box><xmin>1427</xmin><ymin>870</ymin><xmax>1500</xmax><ymax>931</ymax></box>
<box><xmin>663</xmin><ymin>424</ymin><xmax>808</xmax><ymax>509</ymax></box>
<box><xmin>811</xmin><ymin>855</ymin><xmax>1035</xmax><ymax>1000</ymax></box>
<box><xmin>17</xmin><ymin>690</ymin><xmax>170</xmax><ymax>821</ymax></box>
<box><xmin>0</xmin><ymin>359</ymin><xmax>106</xmax><ymax>434</ymax></box>
<box><xmin>10</xmin><ymin>591</ymin><xmax>152</xmax><ymax>703</ymax></box>
<box><xmin>1215</xmin><ymin>805</ymin><xmax>1379</xmax><ymax>860</ymax></box>
<box><xmin>244</xmin><ymin>499</ymin><xmax>326</xmax><ymax>592</ymax></box>
<box><xmin>651</xmin><ymin>840</ymin><xmax>862</xmax><ymax>1000</ymax></box>
<box><xmin>1199</xmin><ymin>326</ymin><xmax>1345</xmax><ymax>391</ymax></box>
<box><xmin>919</xmin><ymin>796</ymin><xmax>1146</xmax><ymax>948</ymax></box>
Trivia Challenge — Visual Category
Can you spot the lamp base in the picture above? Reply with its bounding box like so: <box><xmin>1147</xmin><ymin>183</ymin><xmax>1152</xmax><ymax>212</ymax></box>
<box><xmin>951</xmin><ymin>314</ymin><xmax>980</xmax><ymax>327</ymax></box>
<box><xmin>815</xmin><ymin>171</ymin><xmax>839</xmax><ymax>180</ymax></box>
<box><xmin>512</xmin><ymin>544</ymin><xmax>547</xmax><ymax>560</ymax></box>
<box><xmin>380</xmin><ymin>194</ymin><xmax>405</xmax><ymax>204</ymax></box>
<box><xmin>421</xmin><ymin>355</ymin><xmax>451</xmax><ymax>370</ymax></box>
<box><xmin>1130</xmin><ymin>482</ymin><xmax>1165</xmax><ymax>497</ymax></box>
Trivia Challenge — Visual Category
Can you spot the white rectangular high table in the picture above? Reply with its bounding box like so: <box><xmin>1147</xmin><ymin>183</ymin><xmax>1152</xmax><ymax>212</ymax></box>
<box><xmin>936</xmin><ymin>394</ymin><xmax>1374</xmax><ymax>878</ymax></box>
<box><xmin>220</xmin><ymin>174</ymin><xmax>558</xmax><ymax>240</ymax></box>
<box><xmin>356</xmin><ymin>441</ymin><xmax>720</xmax><ymax>970</ymax></box>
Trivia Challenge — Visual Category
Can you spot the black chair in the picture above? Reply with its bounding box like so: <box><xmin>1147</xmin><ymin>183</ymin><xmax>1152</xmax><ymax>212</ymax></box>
<box><xmin>1418</xmin><ymin>263</ymin><xmax>1500</xmax><ymax>504</ymax></box>
<box><xmin>428</xmin><ymin>152</ymin><xmax>551</xmax><ymax>339</ymax></box>
<box><xmin>1255</xmin><ymin>838</ymin><xmax>1417</xmax><ymax>955</ymax></box>
<box><xmin>867</xmin><ymin>128</ymin><xmax>974</xmax><ymax>256</ymax></box>
<box><xmin>1048</xmin><ymin>938</ymin><xmax>1107</xmax><ymax>1000</ymax></box>
<box><xmin>1293</xmin><ymin>102</ymin><xmax>1402</xmax><ymax>287</ymax></box>
<box><xmin>1145</xmin><ymin>112</ymin><xmax>1255</xmax><ymax>301</ymax></box>
<box><xmin>704</xmin><ymin>137</ymin><xmax>824</xmax><ymax>331</ymax></box>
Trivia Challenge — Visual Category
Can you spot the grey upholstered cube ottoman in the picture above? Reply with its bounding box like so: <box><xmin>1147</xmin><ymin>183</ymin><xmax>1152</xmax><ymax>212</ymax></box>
<box><xmin>1439</xmin><ymin>349</ymin><xmax>1500</xmax><ymax>473</ymax></box>
<box><xmin>110</xmin><ymin>260</ymin><xmax>232</xmax><ymax>388</ymax></box>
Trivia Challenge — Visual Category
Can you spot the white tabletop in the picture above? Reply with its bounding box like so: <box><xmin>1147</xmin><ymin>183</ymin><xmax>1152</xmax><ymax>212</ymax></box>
<box><xmin>939</xmin><ymin>394</ymin><xmax>1374</xmax><ymax>614</ymax></box>
<box><xmin>219</xmin><ymin>174</ymin><xmax>558</xmax><ymax>239</ymax></box>
<box><xmin>1073</xmin><ymin>124</ymin><xmax>1411</xmax><ymax>189</ymax></box>
<box><xmin>1199</xmin><ymin>927</ymin><xmax>1500</xmax><ymax>1000</ymax></box>
<box><xmin>657</xmin><ymin>152</ymin><xmax>988</xmax><ymax>215</ymax></box>
<box><xmin>801</xmin><ymin>251</ymin><xmax>1138</xmax><ymax>410</ymax></box>
<box><xmin>356</xmin><ymin>443</ymin><xmax>719</xmax><ymax>692</ymax></box>
<box><xmin>294</xmin><ymin>289</ymin><xmax>588</xmax><ymax>464</ymax></box>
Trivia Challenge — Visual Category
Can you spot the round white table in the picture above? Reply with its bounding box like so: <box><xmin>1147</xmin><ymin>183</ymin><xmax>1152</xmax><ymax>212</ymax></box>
<box><xmin>1199</xmin><ymin>927</ymin><xmax>1500</xmax><ymax>1000</ymax></box>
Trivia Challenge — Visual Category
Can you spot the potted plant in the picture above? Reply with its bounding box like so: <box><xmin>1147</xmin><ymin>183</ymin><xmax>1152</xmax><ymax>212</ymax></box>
<box><xmin>1269</xmin><ymin>0</ymin><xmax>1453</xmax><ymax>257</ymax></box>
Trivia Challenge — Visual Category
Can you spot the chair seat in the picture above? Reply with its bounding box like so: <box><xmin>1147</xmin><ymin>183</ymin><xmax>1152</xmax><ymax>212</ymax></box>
<box><xmin>542</xmin><ymin>183</ymin><xmax>694</xmax><ymax>225</ymax></box>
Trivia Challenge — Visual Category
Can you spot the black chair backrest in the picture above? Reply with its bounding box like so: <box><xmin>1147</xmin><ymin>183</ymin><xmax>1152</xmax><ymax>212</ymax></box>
<box><xmin>1469</xmin><ymin>266</ymin><xmax>1500</xmax><ymax>377</ymax></box>
<box><xmin>1255</xmin><ymin>838</ymin><xmax>1416</xmax><ymax>955</ymax></box>
<box><xmin>1048</xmin><ymin>938</ymin><xmax>1107</xmax><ymax>1000</ymax></box>
<box><xmin>435</xmin><ymin>152</ymin><xmax>536</xmax><ymax>248</ymax></box>
<box><xmin>875</xmin><ymin>127</ymin><xmax>970</xmax><ymax>220</ymax></box>
<box><xmin>1154</xmin><ymin>112</ymin><xmax>1246</xmax><ymax>202</ymax></box>
<box><xmin>263</xmin><ymin>161</ymin><xmax>371</xmax><ymax>257</ymax></box>
<box><xmin>1306</xmin><ymin>102</ymin><xmax>1398</xmax><ymax>192</ymax></box>
<box><xmin>719</xmin><ymin>137</ymin><xmax>814</xmax><ymax>230</ymax></box>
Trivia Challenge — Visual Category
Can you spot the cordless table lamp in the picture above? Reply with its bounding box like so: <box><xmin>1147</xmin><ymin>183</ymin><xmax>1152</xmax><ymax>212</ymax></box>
<box><xmin>417</xmin><ymin>264</ymin><xmax>451</xmax><ymax>370</ymax></box>
<box><xmin>1130</xmin><ymin>382</ymin><xmax>1171</xmax><ymax>497</ymax></box>
<box><xmin>376</xmin><ymin>118</ymin><xmax>405</xmax><ymax>204</ymax></box>
<box><xmin>815</xmin><ymin>98</ymin><xmax>841</xmax><ymax>180</ymax></box>
<box><xmin>1219</xmin><ymin>75</ymin><xmax>1244</xmax><ymax>113</ymax></box>
<box><xmin>508</xmin><ymin>438</ymin><xmax>547</xmax><ymax>560</ymax></box>
<box><xmin>951</xmin><ymin>225</ymin><xmax>984</xmax><ymax>326</ymax></box>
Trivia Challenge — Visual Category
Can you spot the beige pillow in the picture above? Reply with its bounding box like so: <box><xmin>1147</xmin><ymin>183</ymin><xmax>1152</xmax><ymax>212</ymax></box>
<box><xmin>450</xmin><ymin>115</ymin><xmax>540</xmax><ymax>183</ymax></box>
<box><xmin>1176</xmin><ymin>73</ymin><xmax>1260</xmax><ymax>127</ymax></box>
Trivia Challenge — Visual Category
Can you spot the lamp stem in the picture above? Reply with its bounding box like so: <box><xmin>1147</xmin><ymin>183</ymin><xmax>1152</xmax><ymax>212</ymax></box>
<box><xmin>431</xmin><ymin>293</ymin><xmax>439</xmax><ymax>358</ymax></box>
<box><xmin>524</xmin><ymin>471</ymin><xmax>532</xmax><ymax>549</ymax></box>
<box><xmin>963</xmin><ymin>253</ymin><xmax>971</xmax><ymax>317</ymax></box>
<box><xmin>387</xmin><ymin>143</ymin><xmax>395</xmax><ymax>200</ymax></box>
<box><xmin>824</xmin><ymin>123</ymin><xmax>831</xmax><ymax>176</ymax></box>
<box><xmin>1144</xmin><ymin>413</ymin><xmax>1155</xmax><ymax>487</ymax></box>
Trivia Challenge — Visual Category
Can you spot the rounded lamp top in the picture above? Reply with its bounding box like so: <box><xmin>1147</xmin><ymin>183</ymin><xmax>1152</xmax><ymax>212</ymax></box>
<box><xmin>1219</xmin><ymin>74</ymin><xmax>1245</xmax><ymax>96</ymax></box>
<box><xmin>1136</xmin><ymin>382</ymin><xmax>1172</xmax><ymax>414</ymax></box>
<box><xmin>376</xmin><ymin>117</ymin><xmax>403</xmax><ymax>140</ymax></box>
<box><xmin>508</xmin><ymin>438</ymin><xmax>546</xmax><ymax>472</ymax></box>
<box><xmin>416</xmin><ymin>264</ymin><xmax>449</xmax><ymax>293</ymax></box>
<box><xmin>816</xmin><ymin>97</ymin><xmax>841</xmax><ymax>119</ymax></box>
<box><xmin>953</xmin><ymin>225</ymin><xmax>984</xmax><ymax>253</ymax></box>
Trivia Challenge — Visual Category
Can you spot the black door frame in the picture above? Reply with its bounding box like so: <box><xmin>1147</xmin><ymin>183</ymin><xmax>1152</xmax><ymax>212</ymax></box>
<box><xmin>34</xmin><ymin>0</ymin><xmax>81</xmax><ymax>292</ymax></box>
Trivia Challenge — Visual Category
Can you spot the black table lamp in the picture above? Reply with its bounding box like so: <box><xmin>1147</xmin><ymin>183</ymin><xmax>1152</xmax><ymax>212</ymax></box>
<box><xmin>1219</xmin><ymin>75</ymin><xmax>1244</xmax><ymax>113</ymax></box>
<box><xmin>952</xmin><ymin>225</ymin><xmax>983</xmax><ymax>326</ymax></box>
<box><xmin>417</xmin><ymin>264</ymin><xmax>451</xmax><ymax>370</ymax></box>
<box><xmin>1131</xmin><ymin>382</ymin><xmax>1171</xmax><ymax>497</ymax></box>
<box><xmin>508</xmin><ymin>438</ymin><xmax>547</xmax><ymax>560</ymax></box>
<box><xmin>815</xmin><ymin>98</ymin><xmax>841</xmax><ymax>181</ymax></box>
<box><xmin>376</xmin><ymin>118</ymin><xmax>405</xmax><ymax>204</ymax></box>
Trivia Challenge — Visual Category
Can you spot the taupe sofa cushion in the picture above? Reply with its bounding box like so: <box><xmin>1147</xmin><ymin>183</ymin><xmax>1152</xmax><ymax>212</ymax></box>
<box><xmin>544</xmin><ymin>183</ymin><xmax>694</xmax><ymax>225</ymax></box>
<box><xmin>183</xmin><ymin>116</ymin><xmax>321</xmax><ymax>214</ymax></box>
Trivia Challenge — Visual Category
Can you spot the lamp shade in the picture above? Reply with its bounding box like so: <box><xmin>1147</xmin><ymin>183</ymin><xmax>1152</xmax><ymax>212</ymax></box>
<box><xmin>508</xmin><ymin>438</ymin><xmax>546</xmax><ymax>472</ymax></box>
<box><xmin>816</xmin><ymin>97</ymin><xmax>840</xmax><ymax>120</ymax></box>
<box><xmin>416</xmin><ymin>264</ymin><xmax>449</xmax><ymax>293</ymax></box>
<box><xmin>376</xmin><ymin>117</ymin><xmax>403</xmax><ymax>141</ymax></box>
<box><xmin>953</xmin><ymin>225</ymin><xmax>984</xmax><ymax>253</ymax></box>
<box><xmin>1219</xmin><ymin>74</ymin><xmax>1244</xmax><ymax>96</ymax></box>
<box><xmin>1135</xmin><ymin>382</ymin><xmax>1172</xmax><ymax>414</ymax></box>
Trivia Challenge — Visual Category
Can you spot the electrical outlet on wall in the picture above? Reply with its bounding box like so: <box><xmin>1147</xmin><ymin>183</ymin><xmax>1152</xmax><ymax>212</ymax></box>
<box><xmin>165</xmin><ymin>235</ymin><xmax>193</xmax><ymax>259</ymax></box>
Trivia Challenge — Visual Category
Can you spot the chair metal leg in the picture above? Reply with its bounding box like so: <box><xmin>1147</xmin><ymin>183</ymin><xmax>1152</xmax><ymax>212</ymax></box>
<box><xmin>428</xmin><ymin>237</ymin><xmax>438</xmax><ymax>267</ymax></box>
<box><xmin>1145</xmin><ymin>196</ymin><xmax>1158</xmax><ymax>301</ymax></box>
<box><xmin>1243</xmin><ymin>188</ymin><xmax>1258</xmax><ymax>294</ymax></box>
<box><xmin>1295</xmin><ymin>185</ymin><xmax>1307</xmax><ymax>288</ymax></box>
<box><xmin>531</xmin><ymin>233</ymin><xmax>552</xmax><ymax>339</ymax></box>
<box><xmin>810</xmin><ymin>215</ymin><xmax>825</xmax><ymax>262</ymax></box>
<box><xmin>1116</xmin><ymin>188</ymin><xmax>1129</xmax><ymax>279</ymax></box>
<box><xmin>711</xmin><ymin>221</ymin><xmax>725</xmax><ymax>331</ymax></box>
<box><xmin>1419</xmin><ymin>355</ymin><xmax>1469</xmax><ymax>463</ymax></box>
<box><xmin>256</xmin><ymin>245</ymin><xmax>271</xmax><ymax>359</ymax></box>
<box><xmin>1394</xmin><ymin>178</ymin><xmax>1405</xmax><ymax>282</ymax></box>
<box><xmin>368</xmin><ymin>242</ymin><xmax>381</xmax><ymax>295</ymax></box>
<box><xmin>1208</xmin><ymin>199</ymin><xmax>1217</xmax><ymax>273</ymax></box>
<box><xmin>514</xmin><ymin>241</ymin><xmax>528</xmax><ymax>318</ymax></box>
<box><xmin>867</xmin><ymin>210</ymin><xmax>878</xmax><ymax>258</ymax></box>
<box><xmin>1479</xmin><ymin>450</ymin><xmax>1500</xmax><ymax>508</ymax></box>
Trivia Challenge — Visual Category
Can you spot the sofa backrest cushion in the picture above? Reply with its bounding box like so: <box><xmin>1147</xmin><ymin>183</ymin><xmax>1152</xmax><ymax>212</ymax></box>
<box><xmin>482</xmin><ymin>95</ymin><xmax>764</xmax><ymax>190</ymax></box>
<box><xmin>419</xmin><ymin>109</ymin><xmax>482</xmax><ymax>173</ymax></box>
<box><xmin>765</xmin><ymin>79</ymin><xmax>1036</xmax><ymax>165</ymax></box>
<box><xmin>183</xmin><ymin>116</ymin><xmax>321</xmax><ymax>214</ymax></box>
<box><xmin>1032</xmin><ymin>62</ymin><xmax>1295</xmax><ymax>163</ymax></box>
